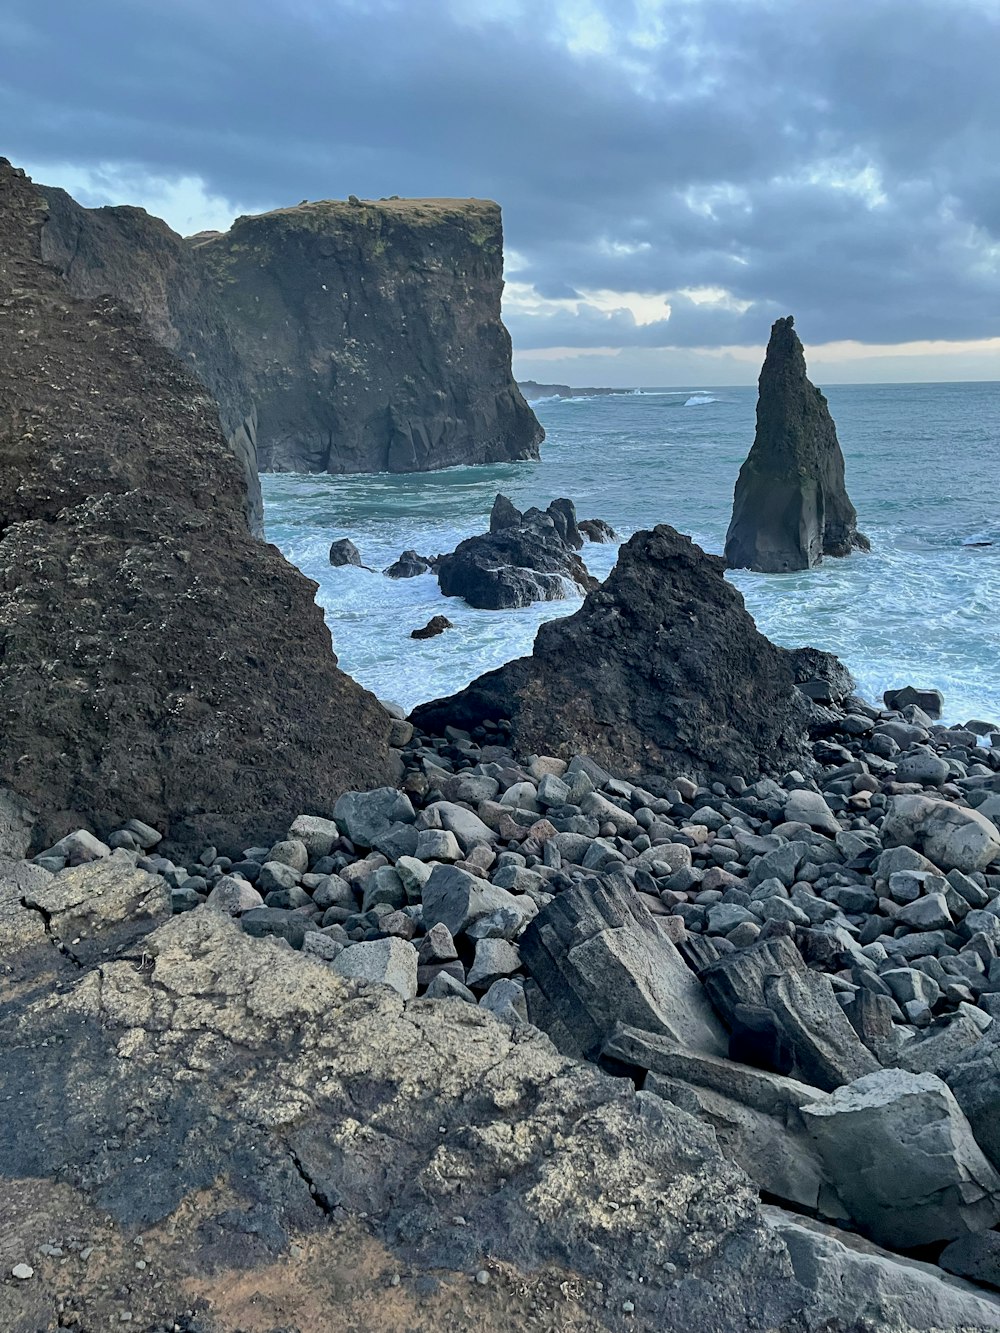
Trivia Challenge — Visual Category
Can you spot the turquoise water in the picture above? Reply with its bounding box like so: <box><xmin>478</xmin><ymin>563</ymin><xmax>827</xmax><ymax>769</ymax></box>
<box><xmin>262</xmin><ymin>382</ymin><xmax>1000</xmax><ymax>723</ymax></box>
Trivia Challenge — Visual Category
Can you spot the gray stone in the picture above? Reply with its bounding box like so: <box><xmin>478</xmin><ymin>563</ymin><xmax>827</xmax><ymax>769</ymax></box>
<box><xmin>362</xmin><ymin>866</ymin><xmax>406</xmax><ymax>912</ymax></box>
<box><xmin>41</xmin><ymin>829</ymin><xmax>111</xmax><ymax>866</ymax></box>
<box><xmin>395</xmin><ymin>855</ymin><xmax>432</xmax><ymax>899</ymax></box>
<box><xmin>415</xmin><ymin>828</ymin><xmax>463</xmax><ymax>863</ymax></box>
<box><xmin>421</xmin><ymin>863</ymin><xmax>532</xmax><ymax>938</ymax></box>
<box><xmin>301</xmin><ymin>932</ymin><xmax>346</xmax><ymax>963</ymax></box>
<box><xmin>124</xmin><ymin>818</ymin><xmax>162</xmax><ymax>850</ymax></box>
<box><xmin>520</xmin><ymin>879</ymin><xmax>727</xmax><ymax>1060</ymax></box>
<box><xmin>802</xmin><ymin>1069</ymin><xmax>1000</xmax><ymax>1247</ymax></box>
<box><xmin>764</xmin><ymin>968</ymin><xmax>881</xmax><ymax>1091</ymax></box>
<box><xmin>205</xmin><ymin>875</ymin><xmax>264</xmax><ymax>915</ymax></box>
<box><xmin>765</xmin><ymin>1205</ymin><xmax>1000</xmax><ymax>1330</ymax></box>
<box><xmin>311</xmin><ymin>874</ymin><xmax>356</xmax><ymax>910</ymax></box>
<box><xmin>467</xmin><ymin>938</ymin><xmax>521</xmax><ymax>989</ymax></box>
<box><xmin>287</xmin><ymin>814</ymin><xmax>341</xmax><ymax>860</ymax></box>
<box><xmin>334</xmin><ymin>787</ymin><xmax>415</xmax><ymax>847</ymax></box>
<box><xmin>479</xmin><ymin>977</ymin><xmax>528</xmax><ymax>1024</ymax></box>
<box><xmin>939</xmin><ymin>1232</ymin><xmax>1000</xmax><ymax>1292</ymax></box>
<box><xmin>783</xmin><ymin>790</ymin><xmax>840</xmax><ymax>837</ymax></box>
<box><xmin>417</xmin><ymin>922</ymin><xmax>458</xmax><ymax>964</ymax></box>
<box><xmin>424</xmin><ymin>801</ymin><xmax>497</xmax><ymax>852</ymax></box>
<box><xmin>266</xmin><ymin>838</ymin><xmax>309</xmax><ymax>873</ymax></box>
<box><xmin>881</xmin><ymin>795</ymin><xmax>1000</xmax><ymax>874</ymax></box>
<box><xmin>241</xmin><ymin>906</ymin><xmax>308</xmax><ymax>949</ymax></box>
<box><xmin>943</xmin><ymin>1024</ymin><xmax>1000</xmax><ymax>1170</ymax></box>
<box><xmin>423</xmin><ymin>971</ymin><xmax>476</xmax><ymax>1003</ymax></box>
<box><xmin>896</xmin><ymin>750</ymin><xmax>951</xmax><ymax>786</ymax></box>
<box><xmin>536</xmin><ymin>773</ymin><xmax>570</xmax><ymax>808</ymax></box>
<box><xmin>897</xmin><ymin>892</ymin><xmax>954</xmax><ymax>931</ymax></box>
<box><xmin>257</xmin><ymin>860</ymin><xmax>300</xmax><ymax>893</ymax></box>
<box><xmin>333</xmin><ymin>937</ymin><xmax>418</xmax><ymax>1000</ymax></box>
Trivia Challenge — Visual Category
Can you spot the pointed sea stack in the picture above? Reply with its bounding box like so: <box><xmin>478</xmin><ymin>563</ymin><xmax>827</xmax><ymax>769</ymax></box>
<box><xmin>725</xmin><ymin>317</ymin><xmax>868</xmax><ymax>572</ymax></box>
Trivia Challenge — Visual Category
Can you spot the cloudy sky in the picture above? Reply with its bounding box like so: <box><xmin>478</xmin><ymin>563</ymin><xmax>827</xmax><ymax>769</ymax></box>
<box><xmin>4</xmin><ymin>0</ymin><xmax>1000</xmax><ymax>384</ymax></box>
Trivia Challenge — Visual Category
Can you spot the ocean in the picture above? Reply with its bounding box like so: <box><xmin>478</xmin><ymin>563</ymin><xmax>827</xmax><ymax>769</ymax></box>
<box><xmin>262</xmin><ymin>381</ymin><xmax>1000</xmax><ymax>725</ymax></box>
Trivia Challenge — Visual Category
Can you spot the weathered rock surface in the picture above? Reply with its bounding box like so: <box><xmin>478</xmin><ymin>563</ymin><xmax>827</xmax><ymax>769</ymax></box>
<box><xmin>881</xmin><ymin>795</ymin><xmax>1000</xmax><ymax>873</ymax></box>
<box><xmin>0</xmin><ymin>159</ymin><xmax>394</xmax><ymax>853</ymax></box>
<box><xmin>37</xmin><ymin>179</ymin><xmax>263</xmax><ymax>533</ymax></box>
<box><xmin>437</xmin><ymin>495</ymin><xmax>597</xmax><ymax>609</ymax></box>
<box><xmin>725</xmin><ymin>316</ymin><xmax>868</xmax><ymax>572</ymax></box>
<box><xmin>520</xmin><ymin>879</ymin><xmax>727</xmax><ymax>1059</ymax></box>
<box><xmin>415</xmin><ymin>525</ymin><xmax>813</xmax><ymax>781</ymax></box>
<box><xmin>943</xmin><ymin>1023</ymin><xmax>1000</xmax><ymax>1170</ymax></box>
<box><xmin>802</xmin><ymin>1069</ymin><xmax>1000</xmax><ymax>1247</ymax></box>
<box><xmin>0</xmin><ymin>904</ymin><xmax>887</xmax><ymax>1333</ymax></box>
<box><xmin>765</xmin><ymin>1205</ymin><xmax>1000</xmax><ymax>1330</ymax></box>
<box><xmin>197</xmin><ymin>198</ymin><xmax>543</xmax><ymax>474</ymax></box>
<box><xmin>411</xmin><ymin>614</ymin><xmax>453</xmax><ymax>639</ymax></box>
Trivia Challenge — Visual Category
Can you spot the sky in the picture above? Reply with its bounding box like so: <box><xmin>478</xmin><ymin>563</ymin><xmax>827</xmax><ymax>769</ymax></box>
<box><xmin>3</xmin><ymin>0</ymin><xmax>1000</xmax><ymax>386</ymax></box>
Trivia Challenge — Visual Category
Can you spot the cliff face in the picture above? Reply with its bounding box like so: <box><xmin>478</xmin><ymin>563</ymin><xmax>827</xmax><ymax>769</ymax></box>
<box><xmin>37</xmin><ymin>186</ymin><xmax>263</xmax><ymax>533</ymax></box>
<box><xmin>724</xmin><ymin>316</ymin><xmax>868</xmax><ymax>573</ymax></box>
<box><xmin>0</xmin><ymin>159</ymin><xmax>394</xmax><ymax>852</ymax></box>
<box><xmin>196</xmin><ymin>198</ymin><xmax>543</xmax><ymax>473</ymax></box>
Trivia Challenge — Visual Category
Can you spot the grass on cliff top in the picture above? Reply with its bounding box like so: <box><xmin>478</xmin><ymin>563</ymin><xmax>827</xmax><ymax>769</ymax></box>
<box><xmin>232</xmin><ymin>197</ymin><xmax>499</xmax><ymax>231</ymax></box>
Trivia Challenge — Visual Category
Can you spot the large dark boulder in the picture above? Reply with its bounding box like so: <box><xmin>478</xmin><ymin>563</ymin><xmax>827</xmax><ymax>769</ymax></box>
<box><xmin>0</xmin><ymin>159</ymin><xmax>394</xmax><ymax>853</ymax></box>
<box><xmin>196</xmin><ymin>198</ymin><xmax>544</xmax><ymax>474</ymax></box>
<box><xmin>437</xmin><ymin>495</ymin><xmax>597</xmax><ymax>610</ymax></box>
<box><xmin>725</xmin><ymin>317</ymin><xmax>868</xmax><ymax>572</ymax></box>
<box><xmin>415</xmin><ymin>524</ymin><xmax>814</xmax><ymax>780</ymax></box>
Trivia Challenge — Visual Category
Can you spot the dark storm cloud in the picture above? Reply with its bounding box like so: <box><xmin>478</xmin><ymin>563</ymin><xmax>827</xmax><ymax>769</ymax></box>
<box><xmin>3</xmin><ymin>0</ymin><xmax>999</xmax><ymax>350</ymax></box>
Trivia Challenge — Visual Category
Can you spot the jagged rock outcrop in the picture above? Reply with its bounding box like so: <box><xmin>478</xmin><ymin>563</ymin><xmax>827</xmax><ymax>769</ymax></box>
<box><xmin>437</xmin><ymin>494</ymin><xmax>597</xmax><ymax>609</ymax></box>
<box><xmin>0</xmin><ymin>158</ymin><xmax>393</xmax><ymax>853</ymax></box>
<box><xmin>37</xmin><ymin>181</ymin><xmax>263</xmax><ymax>533</ymax></box>
<box><xmin>725</xmin><ymin>317</ymin><xmax>868</xmax><ymax>572</ymax></box>
<box><xmin>5</xmin><ymin>899</ymin><xmax>999</xmax><ymax>1331</ymax></box>
<box><xmin>196</xmin><ymin>198</ymin><xmax>543</xmax><ymax>473</ymax></box>
<box><xmin>415</xmin><ymin>525</ymin><xmax>813</xmax><ymax>780</ymax></box>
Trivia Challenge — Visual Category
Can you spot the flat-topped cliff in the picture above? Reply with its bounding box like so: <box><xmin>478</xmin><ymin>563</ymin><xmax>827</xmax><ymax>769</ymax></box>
<box><xmin>196</xmin><ymin>196</ymin><xmax>543</xmax><ymax>473</ymax></box>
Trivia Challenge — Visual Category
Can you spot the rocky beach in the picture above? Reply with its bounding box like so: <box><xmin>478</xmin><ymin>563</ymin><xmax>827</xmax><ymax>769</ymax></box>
<box><xmin>3</xmin><ymin>148</ymin><xmax>1000</xmax><ymax>1333</ymax></box>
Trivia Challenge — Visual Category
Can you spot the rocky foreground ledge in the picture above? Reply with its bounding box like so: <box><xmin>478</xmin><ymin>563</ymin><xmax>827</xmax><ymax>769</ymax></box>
<box><xmin>5</xmin><ymin>681</ymin><xmax>1000</xmax><ymax>1330</ymax></box>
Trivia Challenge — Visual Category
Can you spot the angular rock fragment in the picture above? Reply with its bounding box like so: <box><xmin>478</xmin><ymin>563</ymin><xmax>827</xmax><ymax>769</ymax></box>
<box><xmin>801</xmin><ymin>1069</ymin><xmax>1000</xmax><ymax>1247</ymax></box>
<box><xmin>519</xmin><ymin>879</ymin><xmax>726</xmax><ymax>1060</ymax></box>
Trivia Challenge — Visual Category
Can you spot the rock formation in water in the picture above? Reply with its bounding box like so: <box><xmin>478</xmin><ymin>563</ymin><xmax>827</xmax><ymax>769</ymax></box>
<box><xmin>725</xmin><ymin>317</ymin><xmax>869</xmax><ymax>573</ymax></box>
<box><xmin>415</xmin><ymin>524</ymin><xmax>813</xmax><ymax>779</ymax></box>
<box><xmin>437</xmin><ymin>494</ymin><xmax>597</xmax><ymax>609</ymax></box>
<box><xmin>0</xmin><ymin>158</ymin><xmax>394</xmax><ymax>854</ymax></box>
<box><xmin>37</xmin><ymin>182</ymin><xmax>264</xmax><ymax>533</ymax></box>
<box><xmin>196</xmin><ymin>198</ymin><xmax>543</xmax><ymax>473</ymax></box>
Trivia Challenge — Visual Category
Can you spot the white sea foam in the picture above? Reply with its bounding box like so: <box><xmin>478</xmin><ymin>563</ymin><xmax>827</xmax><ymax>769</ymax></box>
<box><xmin>684</xmin><ymin>393</ymin><xmax>719</xmax><ymax>406</ymax></box>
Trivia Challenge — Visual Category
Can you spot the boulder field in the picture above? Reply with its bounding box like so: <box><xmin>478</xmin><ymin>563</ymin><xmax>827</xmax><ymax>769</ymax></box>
<box><xmin>725</xmin><ymin>315</ymin><xmax>869</xmax><ymax>573</ymax></box>
<box><xmin>0</xmin><ymin>157</ymin><xmax>395</xmax><ymax>855</ymax></box>
<box><xmin>5</xmin><ymin>677</ymin><xmax>1000</xmax><ymax>1329</ymax></box>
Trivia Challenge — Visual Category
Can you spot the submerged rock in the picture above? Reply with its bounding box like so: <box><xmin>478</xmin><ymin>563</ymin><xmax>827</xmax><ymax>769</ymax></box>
<box><xmin>725</xmin><ymin>316</ymin><xmax>868</xmax><ymax>572</ymax></box>
<box><xmin>579</xmin><ymin>517</ymin><xmax>619</xmax><ymax>543</ymax></box>
<box><xmin>411</xmin><ymin>615</ymin><xmax>453</xmax><ymax>639</ymax></box>
<box><xmin>415</xmin><ymin>525</ymin><xmax>813</xmax><ymax>780</ymax></box>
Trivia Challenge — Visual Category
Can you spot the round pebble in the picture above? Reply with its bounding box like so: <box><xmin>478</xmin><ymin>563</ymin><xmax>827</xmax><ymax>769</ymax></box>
<box><xmin>11</xmin><ymin>1263</ymin><xmax>33</xmax><ymax>1280</ymax></box>
<box><xmin>476</xmin><ymin>1269</ymin><xmax>490</xmax><ymax>1285</ymax></box>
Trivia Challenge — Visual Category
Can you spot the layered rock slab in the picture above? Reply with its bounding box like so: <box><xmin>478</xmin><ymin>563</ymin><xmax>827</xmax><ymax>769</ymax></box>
<box><xmin>414</xmin><ymin>525</ymin><xmax>813</xmax><ymax>781</ymax></box>
<box><xmin>725</xmin><ymin>316</ymin><xmax>868</xmax><ymax>572</ymax></box>
<box><xmin>196</xmin><ymin>197</ymin><xmax>543</xmax><ymax>474</ymax></box>
<box><xmin>0</xmin><ymin>908</ymin><xmax>813</xmax><ymax>1330</ymax></box>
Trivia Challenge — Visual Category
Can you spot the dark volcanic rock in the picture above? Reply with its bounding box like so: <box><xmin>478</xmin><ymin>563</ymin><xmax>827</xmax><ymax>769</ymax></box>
<box><xmin>196</xmin><ymin>198</ymin><xmax>543</xmax><ymax>474</ymax></box>
<box><xmin>415</xmin><ymin>525</ymin><xmax>813</xmax><ymax>780</ymax></box>
<box><xmin>37</xmin><ymin>180</ymin><xmax>263</xmax><ymax>533</ymax></box>
<box><xmin>725</xmin><ymin>317</ymin><xmax>868</xmax><ymax>572</ymax></box>
<box><xmin>0</xmin><ymin>159</ymin><xmax>393</xmax><ymax>853</ymax></box>
<box><xmin>579</xmin><ymin>517</ymin><xmax>619</xmax><ymax>543</ymax></box>
<box><xmin>329</xmin><ymin>537</ymin><xmax>364</xmax><ymax>567</ymax></box>
<box><xmin>411</xmin><ymin>615</ymin><xmax>453</xmax><ymax>639</ymax></box>
<box><xmin>385</xmin><ymin>548</ymin><xmax>435</xmax><ymax>578</ymax></box>
<box><xmin>437</xmin><ymin>498</ymin><xmax>598</xmax><ymax>610</ymax></box>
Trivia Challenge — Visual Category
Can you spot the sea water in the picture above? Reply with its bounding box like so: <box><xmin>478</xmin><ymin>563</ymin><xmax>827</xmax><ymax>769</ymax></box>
<box><xmin>262</xmin><ymin>381</ymin><xmax>1000</xmax><ymax>723</ymax></box>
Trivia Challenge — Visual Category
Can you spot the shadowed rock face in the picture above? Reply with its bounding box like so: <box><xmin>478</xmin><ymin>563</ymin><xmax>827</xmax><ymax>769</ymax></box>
<box><xmin>0</xmin><ymin>159</ymin><xmax>393</xmax><ymax>853</ymax></box>
<box><xmin>37</xmin><ymin>183</ymin><xmax>264</xmax><ymax>534</ymax></box>
<box><xmin>196</xmin><ymin>198</ymin><xmax>543</xmax><ymax>474</ymax></box>
<box><xmin>414</xmin><ymin>524</ymin><xmax>812</xmax><ymax>780</ymax></box>
<box><xmin>725</xmin><ymin>317</ymin><xmax>868</xmax><ymax>573</ymax></box>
